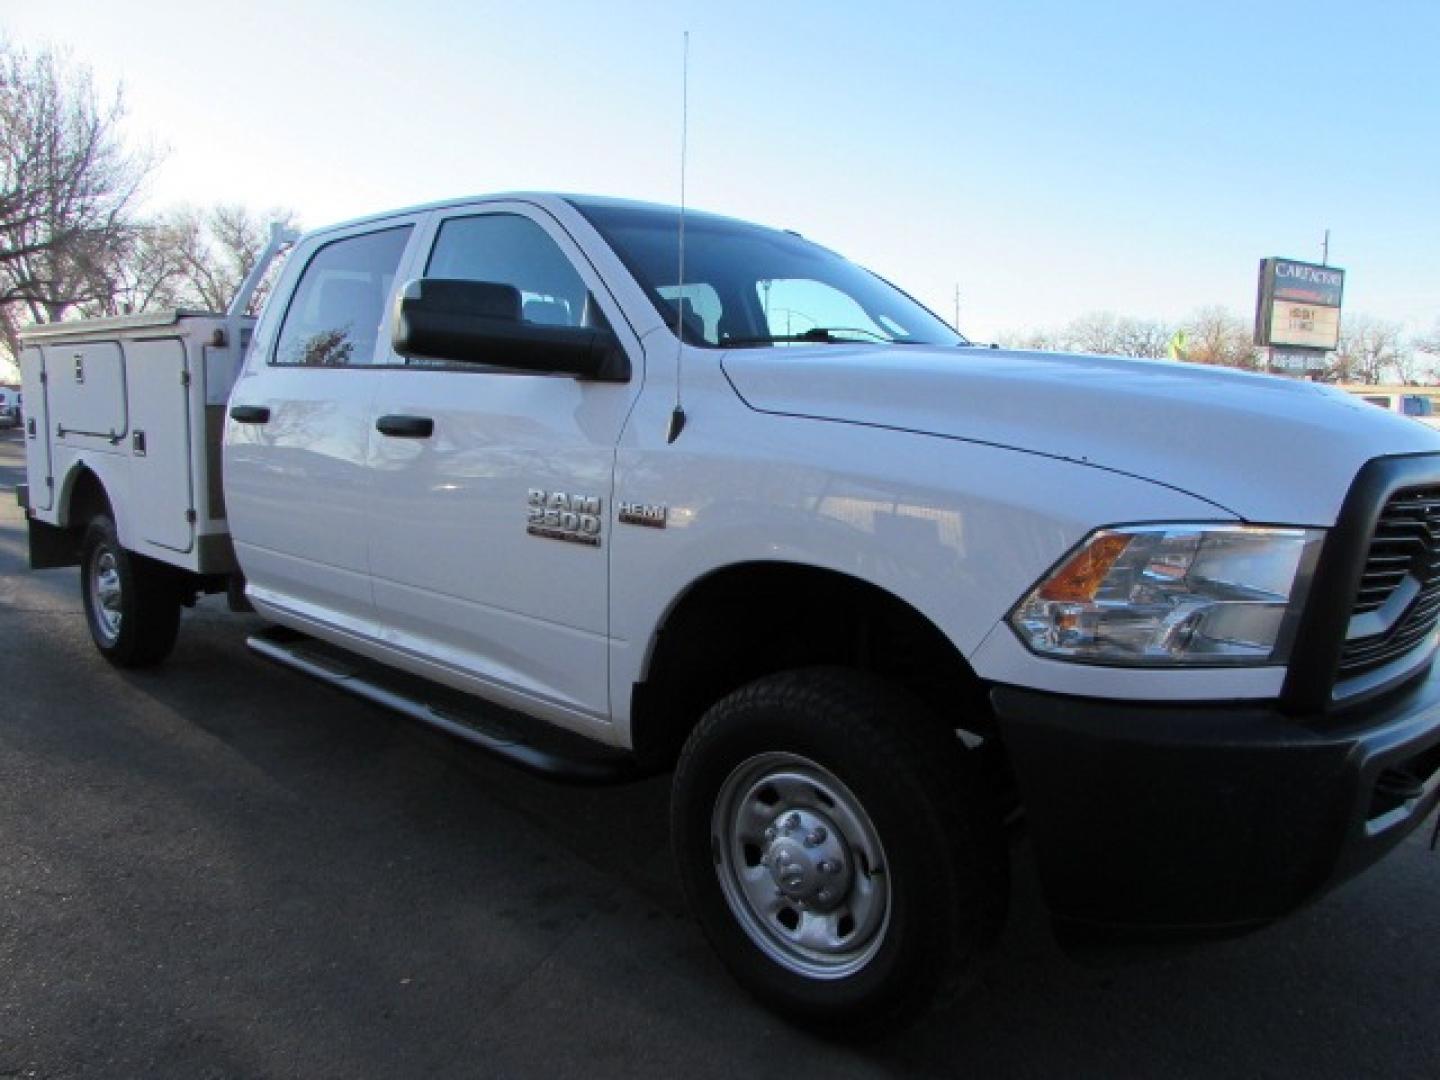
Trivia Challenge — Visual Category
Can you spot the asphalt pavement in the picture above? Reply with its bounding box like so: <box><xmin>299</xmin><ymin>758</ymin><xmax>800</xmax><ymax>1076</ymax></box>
<box><xmin>0</xmin><ymin>426</ymin><xmax>1437</xmax><ymax>1079</ymax></box>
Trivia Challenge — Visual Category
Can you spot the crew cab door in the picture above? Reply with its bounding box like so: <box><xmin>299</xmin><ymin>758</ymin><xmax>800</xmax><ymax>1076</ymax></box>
<box><xmin>225</xmin><ymin>221</ymin><xmax>418</xmax><ymax>632</ymax></box>
<box><xmin>365</xmin><ymin>204</ymin><xmax>642</xmax><ymax>726</ymax></box>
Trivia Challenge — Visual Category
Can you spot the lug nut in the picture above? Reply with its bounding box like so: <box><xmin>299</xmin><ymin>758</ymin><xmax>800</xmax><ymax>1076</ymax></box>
<box><xmin>804</xmin><ymin>826</ymin><xmax>827</xmax><ymax>847</ymax></box>
<box><xmin>764</xmin><ymin>826</ymin><xmax>777</xmax><ymax>842</ymax></box>
<box><xmin>818</xmin><ymin>860</ymin><xmax>839</xmax><ymax>875</ymax></box>
<box><xmin>784</xmin><ymin>812</ymin><xmax>802</xmax><ymax>831</ymax></box>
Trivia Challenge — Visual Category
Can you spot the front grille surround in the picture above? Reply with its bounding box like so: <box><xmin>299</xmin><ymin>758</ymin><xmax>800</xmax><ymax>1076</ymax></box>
<box><xmin>1281</xmin><ymin>455</ymin><xmax>1440</xmax><ymax>714</ymax></box>
<box><xmin>1338</xmin><ymin>484</ymin><xmax>1440</xmax><ymax>680</ymax></box>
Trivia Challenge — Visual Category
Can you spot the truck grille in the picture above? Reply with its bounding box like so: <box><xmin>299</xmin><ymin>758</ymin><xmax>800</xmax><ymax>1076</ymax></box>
<box><xmin>1339</xmin><ymin>485</ymin><xmax>1440</xmax><ymax>678</ymax></box>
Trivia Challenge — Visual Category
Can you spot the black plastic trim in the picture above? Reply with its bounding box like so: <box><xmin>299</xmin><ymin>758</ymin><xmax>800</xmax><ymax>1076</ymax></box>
<box><xmin>229</xmin><ymin>405</ymin><xmax>270</xmax><ymax>424</ymax></box>
<box><xmin>992</xmin><ymin>663</ymin><xmax>1440</xmax><ymax>929</ymax></box>
<box><xmin>375</xmin><ymin>414</ymin><xmax>435</xmax><ymax>439</ymax></box>
<box><xmin>1282</xmin><ymin>452</ymin><xmax>1440</xmax><ymax>714</ymax></box>
<box><xmin>247</xmin><ymin>627</ymin><xmax>639</xmax><ymax>786</ymax></box>
<box><xmin>26</xmin><ymin>516</ymin><xmax>80</xmax><ymax>570</ymax></box>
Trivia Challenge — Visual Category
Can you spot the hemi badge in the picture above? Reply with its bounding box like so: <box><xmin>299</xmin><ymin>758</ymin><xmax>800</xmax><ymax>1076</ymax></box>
<box><xmin>618</xmin><ymin>501</ymin><xmax>668</xmax><ymax>529</ymax></box>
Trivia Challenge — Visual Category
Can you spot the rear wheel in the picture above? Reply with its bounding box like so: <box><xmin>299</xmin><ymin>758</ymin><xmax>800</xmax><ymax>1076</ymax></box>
<box><xmin>80</xmin><ymin>515</ymin><xmax>181</xmax><ymax>667</ymax></box>
<box><xmin>671</xmin><ymin>668</ymin><xmax>1007</xmax><ymax>1035</ymax></box>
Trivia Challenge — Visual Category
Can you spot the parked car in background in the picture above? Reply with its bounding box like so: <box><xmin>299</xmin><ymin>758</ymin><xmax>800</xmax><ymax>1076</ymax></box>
<box><xmin>0</xmin><ymin>386</ymin><xmax>22</xmax><ymax>428</ymax></box>
<box><xmin>1342</xmin><ymin>386</ymin><xmax>1440</xmax><ymax>430</ymax></box>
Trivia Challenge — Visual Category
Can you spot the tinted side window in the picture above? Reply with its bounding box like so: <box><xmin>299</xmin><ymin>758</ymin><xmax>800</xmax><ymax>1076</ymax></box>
<box><xmin>274</xmin><ymin>227</ymin><xmax>412</xmax><ymax>367</ymax></box>
<box><xmin>425</xmin><ymin>214</ymin><xmax>601</xmax><ymax>334</ymax></box>
<box><xmin>657</xmin><ymin>283</ymin><xmax>722</xmax><ymax>343</ymax></box>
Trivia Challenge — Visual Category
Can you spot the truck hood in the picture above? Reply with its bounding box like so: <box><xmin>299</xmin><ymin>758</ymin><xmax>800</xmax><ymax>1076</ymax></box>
<box><xmin>720</xmin><ymin>345</ymin><xmax>1440</xmax><ymax>525</ymax></box>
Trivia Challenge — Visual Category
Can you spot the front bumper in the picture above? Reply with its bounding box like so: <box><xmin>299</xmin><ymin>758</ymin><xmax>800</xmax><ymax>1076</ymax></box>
<box><xmin>992</xmin><ymin>662</ymin><xmax>1440</xmax><ymax>930</ymax></box>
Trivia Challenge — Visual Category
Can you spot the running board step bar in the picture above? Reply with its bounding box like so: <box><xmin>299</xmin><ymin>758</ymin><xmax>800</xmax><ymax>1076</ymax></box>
<box><xmin>247</xmin><ymin>626</ymin><xmax>639</xmax><ymax>786</ymax></box>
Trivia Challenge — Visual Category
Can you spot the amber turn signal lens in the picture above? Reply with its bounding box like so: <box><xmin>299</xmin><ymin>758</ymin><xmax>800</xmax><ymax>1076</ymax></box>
<box><xmin>1037</xmin><ymin>532</ymin><xmax>1132</xmax><ymax>602</ymax></box>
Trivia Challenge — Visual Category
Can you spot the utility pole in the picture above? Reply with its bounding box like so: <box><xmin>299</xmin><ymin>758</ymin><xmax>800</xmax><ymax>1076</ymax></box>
<box><xmin>1322</xmin><ymin>228</ymin><xmax>1330</xmax><ymax>267</ymax></box>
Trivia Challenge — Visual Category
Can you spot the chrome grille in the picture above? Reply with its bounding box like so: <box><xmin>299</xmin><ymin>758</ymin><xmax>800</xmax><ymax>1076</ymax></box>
<box><xmin>1339</xmin><ymin>485</ymin><xmax>1440</xmax><ymax>678</ymax></box>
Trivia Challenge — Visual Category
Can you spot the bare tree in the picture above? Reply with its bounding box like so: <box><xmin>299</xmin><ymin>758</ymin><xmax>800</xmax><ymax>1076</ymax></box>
<box><xmin>1109</xmin><ymin>317</ymin><xmax>1173</xmax><ymax>359</ymax></box>
<box><xmin>1064</xmin><ymin>311</ymin><xmax>1127</xmax><ymax>355</ymax></box>
<box><xmin>155</xmin><ymin>203</ymin><xmax>298</xmax><ymax>314</ymax></box>
<box><xmin>1413</xmin><ymin>320</ymin><xmax>1440</xmax><ymax>381</ymax></box>
<box><xmin>999</xmin><ymin>313</ymin><xmax>1173</xmax><ymax>358</ymax></box>
<box><xmin>0</xmin><ymin>40</ymin><xmax>157</xmax><ymax>354</ymax></box>
<box><xmin>996</xmin><ymin>327</ymin><xmax>1063</xmax><ymax>351</ymax></box>
<box><xmin>1388</xmin><ymin>342</ymin><xmax>1425</xmax><ymax>386</ymax></box>
<box><xmin>84</xmin><ymin>215</ymin><xmax>188</xmax><ymax>316</ymax></box>
<box><xmin>1330</xmin><ymin>314</ymin><xmax>1406</xmax><ymax>385</ymax></box>
<box><xmin>0</xmin><ymin>304</ymin><xmax>20</xmax><ymax>381</ymax></box>
<box><xmin>1183</xmin><ymin>306</ymin><xmax>1260</xmax><ymax>370</ymax></box>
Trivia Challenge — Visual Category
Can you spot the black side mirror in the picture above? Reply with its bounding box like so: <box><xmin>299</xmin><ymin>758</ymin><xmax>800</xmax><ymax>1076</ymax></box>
<box><xmin>391</xmin><ymin>278</ymin><xmax>628</xmax><ymax>381</ymax></box>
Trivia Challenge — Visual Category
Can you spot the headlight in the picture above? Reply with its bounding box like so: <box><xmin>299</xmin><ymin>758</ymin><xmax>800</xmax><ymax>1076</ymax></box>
<box><xmin>1009</xmin><ymin>525</ymin><xmax>1323</xmax><ymax>666</ymax></box>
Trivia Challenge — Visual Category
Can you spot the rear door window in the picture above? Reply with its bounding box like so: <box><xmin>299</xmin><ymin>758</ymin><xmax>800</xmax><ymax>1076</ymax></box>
<box><xmin>273</xmin><ymin>226</ymin><xmax>413</xmax><ymax>367</ymax></box>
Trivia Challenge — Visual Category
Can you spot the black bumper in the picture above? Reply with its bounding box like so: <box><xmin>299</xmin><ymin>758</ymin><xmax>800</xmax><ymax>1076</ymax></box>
<box><xmin>992</xmin><ymin>663</ymin><xmax>1440</xmax><ymax>930</ymax></box>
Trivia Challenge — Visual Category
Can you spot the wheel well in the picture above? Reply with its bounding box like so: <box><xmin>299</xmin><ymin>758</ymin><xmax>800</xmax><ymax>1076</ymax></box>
<box><xmin>29</xmin><ymin>466</ymin><xmax>112</xmax><ymax>569</ymax></box>
<box><xmin>65</xmin><ymin>467</ymin><xmax>111</xmax><ymax>529</ymax></box>
<box><xmin>630</xmin><ymin>562</ymin><xmax>993</xmax><ymax>770</ymax></box>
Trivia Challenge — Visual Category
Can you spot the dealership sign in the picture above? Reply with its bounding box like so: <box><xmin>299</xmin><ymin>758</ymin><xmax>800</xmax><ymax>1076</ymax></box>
<box><xmin>1255</xmin><ymin>257</ymin><xmax>1345</xmax><ymax>351</ymax></box>
<box><xmin>1268</xmin><ymin>346</ymin><xmax>1328</xmax><ymax>374</ymax></box>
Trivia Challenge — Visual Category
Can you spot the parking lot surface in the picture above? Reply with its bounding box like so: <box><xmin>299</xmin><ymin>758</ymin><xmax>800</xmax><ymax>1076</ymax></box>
<box><xmin>0</xmin><ymin>427</ymin><xmax>1437</xmax><ymax>1079</ymax></box>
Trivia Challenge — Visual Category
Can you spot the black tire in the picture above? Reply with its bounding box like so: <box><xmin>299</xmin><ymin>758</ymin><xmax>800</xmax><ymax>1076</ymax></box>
<box><xmin>671</xmin><ymin>668</ymin><xmax>1008</xmax><ymax>1036</ymax></box>
<box><xmin>80</xmin><ymin>514</ymin><xmax>182</xmax><ymax>668</ymax></box>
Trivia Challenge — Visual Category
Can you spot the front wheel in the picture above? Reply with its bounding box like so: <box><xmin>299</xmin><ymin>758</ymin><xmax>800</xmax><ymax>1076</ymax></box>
<box><xmin>671</xmin><ymin>668</ymin><xmax>1007</xmax><ymax>1035</ymax></box>
<box><xmin>80</xmin><ymin>515</ymin><xmax>182</xmax><ymax>668</ymax></box>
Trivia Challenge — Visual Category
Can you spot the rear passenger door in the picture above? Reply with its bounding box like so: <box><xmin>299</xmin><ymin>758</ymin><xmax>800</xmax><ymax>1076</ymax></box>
<box><xmin>365</xmin><ymin>203</ymin><xmax>642</xmax><ymax>728</ymax></box>
<box><xmin>225</xmin><ymin>221</ymin><xmax>418</xmax><ymax>634</ymax></box>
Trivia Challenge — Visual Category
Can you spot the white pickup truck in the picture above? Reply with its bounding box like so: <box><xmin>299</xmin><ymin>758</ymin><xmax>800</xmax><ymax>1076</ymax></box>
<box><xmin>17</xmin><ymin>194</ymin><xmax>1440</xmax><ymax>1032</ymax></box>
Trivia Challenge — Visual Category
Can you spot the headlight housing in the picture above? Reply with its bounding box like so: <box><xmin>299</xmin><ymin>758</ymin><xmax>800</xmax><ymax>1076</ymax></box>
<box><xmin>1009</xmin><ymin>525</ymin><xmax>1323</xmax><ymax>666</ymax></box>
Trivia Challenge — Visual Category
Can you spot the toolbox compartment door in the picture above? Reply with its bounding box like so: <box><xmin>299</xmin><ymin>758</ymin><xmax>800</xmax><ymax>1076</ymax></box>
<box><xmin>126</xmin><ymin>337</ymin><xmax>196</xmax><ymax>553</ymax></box>
<box><xmin>51</xmin><ymin>340</ymin><xmax>128</xmax><ymax>443</ymax></box>
<box><xmin>18</xmin><ymin>345</ymin><xmax>53</xmax><ymax>511</ymax></box>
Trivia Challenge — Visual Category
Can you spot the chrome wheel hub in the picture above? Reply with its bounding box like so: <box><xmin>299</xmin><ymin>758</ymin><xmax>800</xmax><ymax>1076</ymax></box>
<box><xmin>761</xmin><ymin>808</ymin><xmax>853</xmax><ymax>911</ymax></box>
<box><xmin>89</xmin><ymin>546</ymin><xmax>123</xmax><ymax>644</ymax></box>
<box><xmin>712</xmin><ymin>752</ymin><xmax>890</xmax><ymax>980</ymax></box>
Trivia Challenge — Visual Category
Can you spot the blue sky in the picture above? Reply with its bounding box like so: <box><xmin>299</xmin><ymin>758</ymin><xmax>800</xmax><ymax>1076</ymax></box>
<box><xmin>6</xmin><ymin>0</ymin><xmax>1438</xmax><ymax>342</ymax></box>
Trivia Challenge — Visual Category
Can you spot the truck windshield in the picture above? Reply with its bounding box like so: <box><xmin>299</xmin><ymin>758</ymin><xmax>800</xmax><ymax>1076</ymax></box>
<box><xmin>569</xmin><ymin>197</ymin><xmax>966</xmax><ymax>349</ymax></box>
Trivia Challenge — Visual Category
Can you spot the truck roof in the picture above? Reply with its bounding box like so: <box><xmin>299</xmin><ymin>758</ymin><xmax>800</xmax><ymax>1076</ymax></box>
<box><xmin>302</xmin><ymin>191</ymin><xmax>750</xmax><ymax>241</ymax></box>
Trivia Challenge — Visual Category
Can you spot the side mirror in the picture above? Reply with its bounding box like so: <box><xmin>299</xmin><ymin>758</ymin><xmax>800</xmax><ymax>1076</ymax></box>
<box><xmin>391</xmin><ymin>278</ymin><xmax>628</xmax><ymax>381</ymax></box>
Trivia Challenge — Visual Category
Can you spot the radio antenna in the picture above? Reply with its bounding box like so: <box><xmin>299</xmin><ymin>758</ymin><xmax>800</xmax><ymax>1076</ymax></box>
<box><xmin>667</xmin><ymin>30</ymin><xmax>690</xmax><ymax>444</ymax></box>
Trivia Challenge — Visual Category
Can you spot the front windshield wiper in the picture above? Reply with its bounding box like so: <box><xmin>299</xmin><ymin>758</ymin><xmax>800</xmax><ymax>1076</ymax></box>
<box><xmin>719</xmin><ymin>326</ymin><xmax>897</xmax><ymax>347</ymax></box>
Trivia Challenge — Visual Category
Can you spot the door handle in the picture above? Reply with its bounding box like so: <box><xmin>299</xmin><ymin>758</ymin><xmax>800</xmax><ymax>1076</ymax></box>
<box><xmin>229</xmin><ymin>405</ymin><xmax>271</xmax><ymax>424</ymax></box>
<box><xmin>376</xmin><ymin>414</ymin><xmax>435</xmax><ymax>438</ymax></box>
